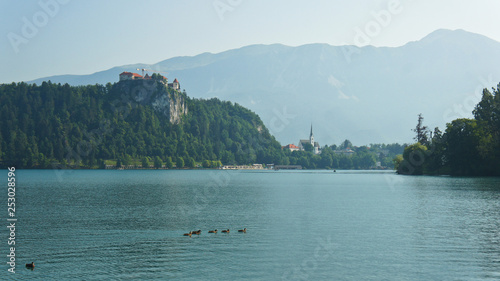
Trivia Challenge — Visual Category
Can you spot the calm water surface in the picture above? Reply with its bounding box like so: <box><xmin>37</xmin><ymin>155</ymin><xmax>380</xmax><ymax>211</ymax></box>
<box><xmin>2</xmin><ymin>170</ymin><xmax>500</xmax><ymax>280</ymax></box>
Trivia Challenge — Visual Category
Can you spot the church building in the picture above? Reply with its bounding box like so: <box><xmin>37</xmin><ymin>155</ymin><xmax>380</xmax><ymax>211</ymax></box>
<box><xmin>298</xmin><ymin>125</ymin><xmax>321</xmax><ymax>154</ymax></box>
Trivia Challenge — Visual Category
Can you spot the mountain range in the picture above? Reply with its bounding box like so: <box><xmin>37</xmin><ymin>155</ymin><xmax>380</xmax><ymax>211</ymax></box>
<box><xmin>28</xmin><ymin>29</ymin><xmax>500</xmax><ymax>145</ymax></box>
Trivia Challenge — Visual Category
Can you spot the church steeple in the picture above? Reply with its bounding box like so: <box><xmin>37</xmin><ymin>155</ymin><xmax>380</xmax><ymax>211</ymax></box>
<box><xmin>310</xmin><ymin>124</ymin><xmax>314</xmax><ymax>145</ymax></box>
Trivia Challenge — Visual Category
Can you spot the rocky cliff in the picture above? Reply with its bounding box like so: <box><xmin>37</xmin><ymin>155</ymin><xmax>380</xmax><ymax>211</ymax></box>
<box><xmin>118</xmin><ymin>79</ymin><xmax>187</xmax><ymax>124</ymax></box>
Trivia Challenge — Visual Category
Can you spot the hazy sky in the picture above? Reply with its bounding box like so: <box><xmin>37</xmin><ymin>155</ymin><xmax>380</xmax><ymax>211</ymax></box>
<box><xmin>1</xmin><ymin>0</ymin><xmax>500</xmax><ymax>84</ymax></box>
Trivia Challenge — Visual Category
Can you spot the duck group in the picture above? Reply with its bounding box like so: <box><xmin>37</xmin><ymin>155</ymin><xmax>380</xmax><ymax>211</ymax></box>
<box><xmin>183</xmin><ymin>228</ymin><xmax>247</xmax><ymax>236</ymax></box>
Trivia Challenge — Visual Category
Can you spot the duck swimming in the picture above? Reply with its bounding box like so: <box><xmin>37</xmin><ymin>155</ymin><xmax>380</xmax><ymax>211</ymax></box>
<box><xmin>238</xmin><ymin>228</ymin><xmax>247</xmax><ymax>233</ymax></box>
<box><xmin>221</xmin><ymin>229</ymin><xmax>230</xmax><ymax>233</ymax></box>
<box><xmin>208</xmin><ymin>229</ymin><xmax>218</xmax><ymax>233</ymax></box>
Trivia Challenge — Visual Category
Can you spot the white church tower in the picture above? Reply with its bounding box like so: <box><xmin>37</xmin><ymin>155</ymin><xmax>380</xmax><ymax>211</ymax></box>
<box><xmin>310</xmin><ymin>124</ymin><xmax>314</xmax><ymax>146</ymax></box>
<box><xmin>298</xmin><ymin>124</ymin><xmax>321</xmax><ymax>154</ymax></box>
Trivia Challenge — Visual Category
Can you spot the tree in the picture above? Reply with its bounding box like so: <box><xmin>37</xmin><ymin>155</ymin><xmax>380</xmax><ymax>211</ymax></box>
<box><xmin>302</xmin><ymin>143</ymin><xmax>313</xmax><ymax>153</ymax></box>
<box><xmin>355</xmin><ymin>152</ymin><xmax>376</xmax><ymax>169</ymax></box>
<box><xmin>473</xmin><ymin>87</ymin><xmax>497</xmax><ymax>126</ymax></box>
<box><xmin>165</xmin><ymin>156</ymin><xmax>173</xmax><ymax>169</ymax></box>
<box><xmin>444</xmin><ymin>119</ymin><xmax>482</xmax><ymax>175</ymax></box>
<box><xmin>393</xmin><ymin>154</ymin><xmax>403</xmax><ymax>171</ymax></box>
<box><xmin>339</xmin><ymin>156</ymin><xmax>352</xmax><ymax>169</ymax></box>
<box><xmin>320</xmin><ymin>152</ymin><xmax>333</xmax><ymax>168</ymax></box>
<box><xmin>186</xmin><ymin>157</ymin><xmax>196</xmax><ymax>168</ymax></box>
<box><xmin>202</xmin><ymin>159</ymin><xmax>211</xmax><ymax>168</ymax></box>
<box><xmin>473</xmin><ymin>85</ymin><xmax>500</xmax><ymax>174</ymax></box>
<box><xmin>339</xmin><ymin>139</ymin><xmax>353</xmax><ymax>150</ymax></box>
<box><xmin>423</xmin><ymin>127</ymin><xmax>446</xmax><ymax>174</ymax></box>
<box><xmin>116</xmin><ymin>158</ymin><xmax>122</xmax><ymax>168</ymax></box>
<box><xmin>154</xmin><ymin>156</ymin><xmax>162</xmax><ymax>169</ymax></box>
<box><xmin>413</xmin><ymin>114</ymin><xmax>430</xmax><ymax>145</ymax></box>
<box><xmin>398</xmin><ymin>143</ymin><xmax>428</xmax><ymax>175</ymax></box>
<box><xmin>176</xmin><ymin>157</ymin><xmax>184</xmax><ymax>168</ymax></box>
<box><xmin>211</xmin><ymin>160</ymin><xmax>222</xmax><ymax>168</ymax></box>
<box><xmin>141</xmin><ymin>157</ymin><xmax>150</xmax><ymax>168</ymax></box>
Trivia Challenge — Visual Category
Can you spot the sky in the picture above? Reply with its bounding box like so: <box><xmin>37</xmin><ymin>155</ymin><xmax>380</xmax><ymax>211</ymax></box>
<box><xmin>1</xmin><ymin>0</ymin><xmax>500</xmax><ymax>84</ymax></box>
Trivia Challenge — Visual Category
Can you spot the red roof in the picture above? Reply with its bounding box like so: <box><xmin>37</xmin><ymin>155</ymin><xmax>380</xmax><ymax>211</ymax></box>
<box><xmin>173</xmin><ymin>78</ymin><xmax>179</xmax><ymax>83</ymax></box>
<box><xmin>119</xmin><ymin>72</ymin><xmax>143</xmax><ymax>78</ymax></box>
<box><xmin>284</xmin><ymin>144</ymin><xmax>299</xmax><ymax>149</ymax></box>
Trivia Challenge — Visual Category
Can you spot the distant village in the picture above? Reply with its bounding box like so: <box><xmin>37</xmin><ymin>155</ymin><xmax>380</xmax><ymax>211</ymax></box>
<box><xmin>282</xmin><ymin>125</ymin><xmax>355</xmax><ymax>156</ymax></box>
<box><xmin>222</xmin><ymin>125</ymin><xmax>359</xmax><ymax>170</ymax></box>
<box><xmin>119</xmin><ymin>71</ymin><xmax>181</xmax><ymax>91</ymax></box>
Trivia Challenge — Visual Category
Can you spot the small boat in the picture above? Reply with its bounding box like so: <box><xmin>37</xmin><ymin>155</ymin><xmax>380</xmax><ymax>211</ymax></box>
<box><xmin>208</xmin><ymin>229</ymin><xmax>218</xmax><ymax>233</ymax></box>
<box><xmin>238</xmin><ymin>228</ymin><xmax>247</xmax><ymax>233</ymax></box>
<box><xmin>26</xmin><ymin>262</ymin><xmax>35</xmax><ymax>269</ymax></box>
<box><xmin>221</xmin><ymin>229</ymin><xmax>230</xmax><ymax>233</ymax></box>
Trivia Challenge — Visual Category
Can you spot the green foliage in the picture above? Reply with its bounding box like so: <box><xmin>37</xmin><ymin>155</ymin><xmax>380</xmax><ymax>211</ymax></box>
<box><xmin>401</xmin><ymin>83</ymin><xmax>500</xmax><ymax>176</ymax></box>
<box><xmin>444</xmin><ymin>119</ymin><xmax>485</xmax><ymax>175</ymax></box>
<box><xmin>154</xmin><ymin>156</ymin><xmax>162</xmax><ymax>169</ymax></box>
<box><xmin>302</xmin><ymin>143</ymin><xmax>313</xmax><ymax>152</ymax></box>
<box><xmin>393</xmin><ymin>154</ymin><xmax>403</xmax><ymax>170</ymax></box>
<box><xmin>282</xmin><ymin>142</ymin><xmax>403</xmax><ymax>170</ymax></box>
<box><xmin>176</xmin><ymin>157</ymin><xmax>185</xmax><ymax>168</ymax></box>
<box><xmin>413</xmin><ymin>113</ymin><xmax>430</xmax><ymax>145</ymax></box>
<box><xmin>186</xmin><ymin>157</ymin><xmax>196</xmax><ymax>168</ymax></box>
<box><xmin>339</xmin><ymin>139</ymin><xmax>353</xmax><ymax>150</ymax></box>
<box><xmin>165</xmin><ymin>156</ymin><xmax>174</xmax><ymax>169</ymax></box>
<box><xmin>398</xmin><ymin>143</ymin><xmax>428</xmax><ymax>175</ymax></box>
<box><xmin>0</xmin><ymin>81</ymin><xmax>285</xmax><ymax>169</ymax></box>
<box><xmin>141</xmin><ymin>157</ymin><xmax>150</xmax><ymax>168</ymax></box>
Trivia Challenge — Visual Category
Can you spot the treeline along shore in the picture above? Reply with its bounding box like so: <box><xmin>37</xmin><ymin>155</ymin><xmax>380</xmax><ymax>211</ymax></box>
<box><xmin>395</xmin><ymin>83</ymin><xmax>500</xmax><ymax>176</ymax></box>
<box><xmin>0</xmin><ymin>80</ymin><xmax>403</xmax><ymax>170</ymax></box>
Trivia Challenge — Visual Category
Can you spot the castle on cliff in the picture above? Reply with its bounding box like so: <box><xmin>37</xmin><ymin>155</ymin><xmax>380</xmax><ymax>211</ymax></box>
<box><xmin>119</xmin><ymin>72</ymin><xmax>180</xmax><ymax>90</ymax></box>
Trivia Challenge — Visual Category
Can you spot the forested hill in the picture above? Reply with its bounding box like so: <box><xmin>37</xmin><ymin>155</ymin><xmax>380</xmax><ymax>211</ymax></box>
<box><xmin>0</xmin><ymin>80</ymin><xmax>284</xmax><ymax>169</ymax></box>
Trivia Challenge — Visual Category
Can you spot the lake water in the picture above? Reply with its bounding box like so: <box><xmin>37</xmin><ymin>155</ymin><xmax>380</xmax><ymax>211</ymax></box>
<box><xmin>2</xmin><ymin>169</ymin><xmax>500</xmax><ymax>280</ymax></box>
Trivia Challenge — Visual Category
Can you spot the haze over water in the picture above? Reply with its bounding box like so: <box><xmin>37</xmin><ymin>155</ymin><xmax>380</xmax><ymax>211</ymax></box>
<box><xmin>3</xmin><ymin>170</ymin><xmax>500</xmax><ymax>280</ymax></box>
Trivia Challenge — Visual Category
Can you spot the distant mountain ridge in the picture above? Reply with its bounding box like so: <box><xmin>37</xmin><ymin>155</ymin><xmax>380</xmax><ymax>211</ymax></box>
<box><xmin>27</xmin><ymin>29</ymin><xmax>500</xmax><ymax>145</ymax></box>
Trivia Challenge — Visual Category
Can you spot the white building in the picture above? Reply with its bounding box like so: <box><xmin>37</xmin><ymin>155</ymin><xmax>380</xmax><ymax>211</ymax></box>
<box><xmin>168</xmin><ymin>78</ymin><xmax>180</xmax><ymax>90</ymax></box>
<box><xmin>298</xmin><ymin>125</ymin><xmax>321</xmax><ymax>154</ymax></box>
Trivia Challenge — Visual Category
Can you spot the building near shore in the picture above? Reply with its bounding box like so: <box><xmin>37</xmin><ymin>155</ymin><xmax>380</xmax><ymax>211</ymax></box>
<box><xmin>298</xmin><ymin>125</ymin><xmax>321</xmax><ymax>154</ymax></box>
<box><xmin>222</xmin><ymin>164</ymin><xmax>264</xmax><ymax>170</ymax></box>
